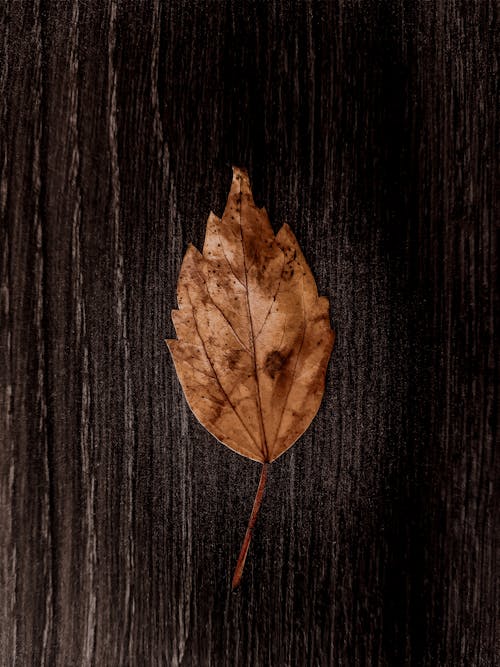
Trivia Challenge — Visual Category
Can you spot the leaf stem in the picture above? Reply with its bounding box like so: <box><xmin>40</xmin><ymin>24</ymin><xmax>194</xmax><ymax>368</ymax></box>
<box><xmin>232</xmin><ymin>462</ymin><xmax>268</xmax><ymax>590</ymax></box>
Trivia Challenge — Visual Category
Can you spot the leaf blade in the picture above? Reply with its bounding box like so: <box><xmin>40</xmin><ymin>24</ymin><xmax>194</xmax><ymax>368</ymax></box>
<box><xmin>167</xmin><ymin>166</ymin><xmax>334</xmax><ymax>463</ymax></box>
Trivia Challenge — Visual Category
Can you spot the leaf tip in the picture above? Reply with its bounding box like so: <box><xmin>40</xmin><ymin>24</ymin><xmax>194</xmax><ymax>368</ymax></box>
<box><xmin>231</xmin><ymin>165</ymin><xmax>249</xmax><ymax>179</ymax></box>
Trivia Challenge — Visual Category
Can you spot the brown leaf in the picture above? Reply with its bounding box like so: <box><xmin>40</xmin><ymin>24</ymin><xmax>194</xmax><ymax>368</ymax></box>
<box><xmin>167</xmin><ymin>167</ymin><xmax>334</xmax><ymax>461</ymax></box>
<box><xmin>166</xmin><ymin>167</ymin><xmax>334</xmax><ymax>586</ymax></box>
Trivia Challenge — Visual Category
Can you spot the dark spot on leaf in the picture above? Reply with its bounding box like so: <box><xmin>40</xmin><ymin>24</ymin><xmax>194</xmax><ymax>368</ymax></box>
<box><xmin>264</xmin><ymin>350</ymin><xmax>288</xmax><ymax>379</ymax></box>
<box><xmin>227</xmin><ymin>349</ymin><xmax>242</xmax><ymax>371</ymax></box>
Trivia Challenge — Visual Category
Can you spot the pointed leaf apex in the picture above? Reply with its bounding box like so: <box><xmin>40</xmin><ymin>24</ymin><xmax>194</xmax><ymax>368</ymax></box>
<box><xmin>230</xmin><ymin>166</ymin><xmax>253</xmax><ymax>201</ymax></box>
<box><xmin>232</xmin><ymin>165</ymin><xmax>249</xmax><ymax>179</ymax></box>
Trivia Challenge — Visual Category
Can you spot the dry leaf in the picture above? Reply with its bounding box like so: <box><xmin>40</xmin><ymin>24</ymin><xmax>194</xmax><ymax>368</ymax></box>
<box><xmin>166</xmin><ymin>167</ymin><xmax>334</xmax><ymax>587</ymax></box>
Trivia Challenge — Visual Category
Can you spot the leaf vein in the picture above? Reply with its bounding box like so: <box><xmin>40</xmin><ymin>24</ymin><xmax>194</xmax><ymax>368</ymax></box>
<box><xmin>186</xmin><ymin>290</ymin><xmax>262</xmax><ymax>455</ymax></box>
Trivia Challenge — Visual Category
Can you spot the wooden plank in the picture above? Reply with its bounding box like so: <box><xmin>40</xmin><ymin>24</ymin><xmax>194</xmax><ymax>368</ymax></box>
<box><xmin>1</xmin><ymin>1</ymin><xmax>496</xmax><ymax>664</ymax></box>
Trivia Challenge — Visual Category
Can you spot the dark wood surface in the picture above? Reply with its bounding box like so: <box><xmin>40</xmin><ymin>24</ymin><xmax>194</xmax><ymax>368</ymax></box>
<box><xmin>1</xmin><ymin>1</ymin><xmax>497</xmax><ymax>665</ymax></box>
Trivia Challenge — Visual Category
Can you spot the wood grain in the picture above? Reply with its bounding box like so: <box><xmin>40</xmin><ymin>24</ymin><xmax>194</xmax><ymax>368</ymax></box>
<box><xmin>1</xmin><ymin>1</ymin><xmax>497</xmax><ymax>665</ymax></box>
